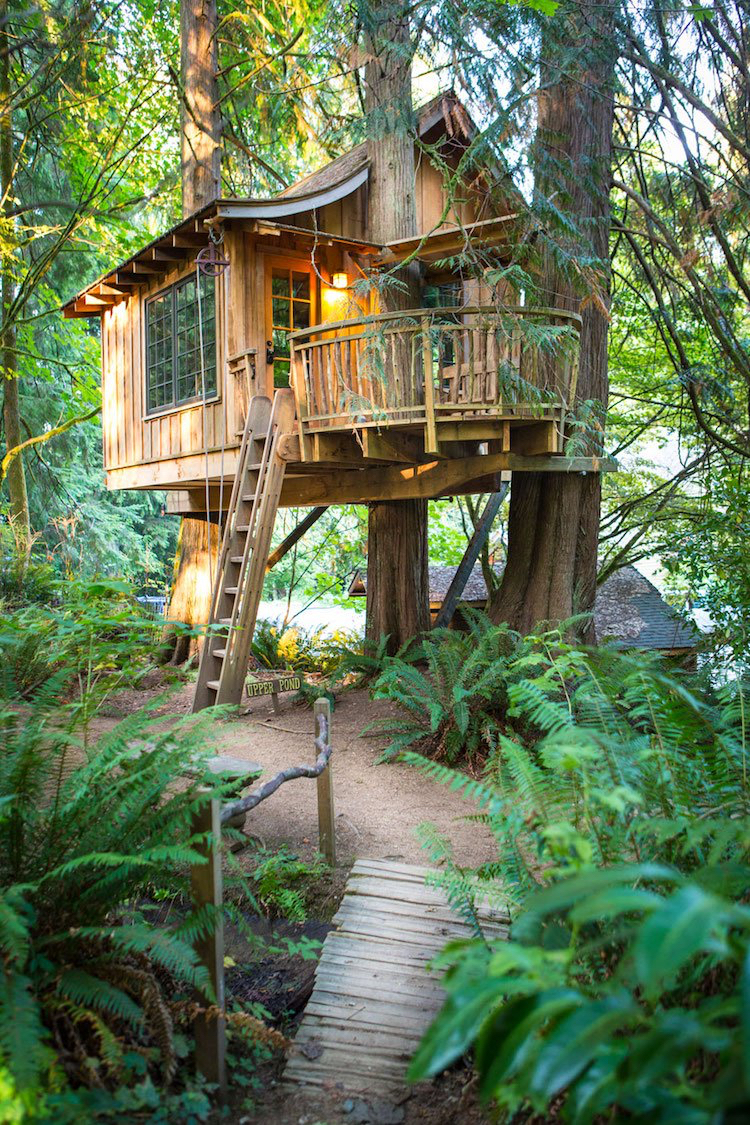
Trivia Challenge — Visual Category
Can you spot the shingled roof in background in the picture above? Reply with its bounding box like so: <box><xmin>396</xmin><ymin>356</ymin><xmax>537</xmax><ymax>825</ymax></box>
<box><xmin>348</xmin><ymin>564</ymin><xmax>698</xmax><ymax>652</ymax></box>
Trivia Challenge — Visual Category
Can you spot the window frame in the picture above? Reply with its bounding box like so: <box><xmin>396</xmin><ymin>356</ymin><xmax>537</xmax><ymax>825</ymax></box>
<box><xmin>263</xmin><ymin>254</ymin><xmax>316</xmax><ymax>392</ymax></box>
<box><xmin>144</xmin><ymin>271</ymin><xmax>220</xmax><ymax>418</ymax></box>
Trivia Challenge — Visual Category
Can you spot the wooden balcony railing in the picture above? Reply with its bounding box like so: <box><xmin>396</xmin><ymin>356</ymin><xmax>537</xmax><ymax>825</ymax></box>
<box><xmin>289</xmin><ymin>305</ymin><xmax>581</xmax><ymax>448</ymax></box>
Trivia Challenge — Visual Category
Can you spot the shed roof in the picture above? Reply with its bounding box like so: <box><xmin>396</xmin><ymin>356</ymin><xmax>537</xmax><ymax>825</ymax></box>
<box><xmin>348</xmin><ymin>564</ymin><xmax>698</xmax><ymax>652</ymax></box>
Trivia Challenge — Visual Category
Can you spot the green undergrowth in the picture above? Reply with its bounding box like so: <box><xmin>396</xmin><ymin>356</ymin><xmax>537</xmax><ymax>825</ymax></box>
<box><xmin>369</xmin><ymin>613</ymin><xmax>750</xmax><ymax>1121</ymax></box>
<box><xmin>0</xmin><ymin>578</ymin><xmax>325</xmax><ymax>1120</ymax></box>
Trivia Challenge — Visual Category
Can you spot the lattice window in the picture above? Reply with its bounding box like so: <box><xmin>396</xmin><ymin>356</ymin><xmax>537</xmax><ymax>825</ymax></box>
<box><xmin>146</xmin><ymin>273</ymin><xmax>217</xmax><ymax>413</ymax></box>
<box><xmin>271</xmin><ymin>268</ymin><xmax>310</xmax><ymax>387</ymax></box>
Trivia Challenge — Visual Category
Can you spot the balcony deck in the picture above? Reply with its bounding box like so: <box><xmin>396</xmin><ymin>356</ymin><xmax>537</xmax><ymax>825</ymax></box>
<box><xmin>163</xmin><ymin>304</ymin><xmax>616</xmax><ymax>516</ymax></box>
<box><xmin>289</xmin><ymin>305</ymin><xmax>581</xmax><ymax>463</ymax></box>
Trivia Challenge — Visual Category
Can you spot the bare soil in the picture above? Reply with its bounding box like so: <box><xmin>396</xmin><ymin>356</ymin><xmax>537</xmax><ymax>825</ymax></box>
<box><xmin>100</xmin><ymin>674</ymin><xmax>497</xmax><ymax>871</ymax></box>
<box><xmin>97</xmin><ymin>673</ymin><xmax>497</xmax><ymax>1123</ymax></box>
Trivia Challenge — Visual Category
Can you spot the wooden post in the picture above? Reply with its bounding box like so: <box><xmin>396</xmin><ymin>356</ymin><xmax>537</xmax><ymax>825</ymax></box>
<box><xmin>314</xmin><ymin>698</ymin><xmax>335</xmax><ymax>866</ymax></box>
<box><xmin>190</xmin><ymin>791</ymin><xmax>227</xmax><ymax>1097</ymax></box>
<box><xmin>421</xmin><ymin>319</ymin><xmax>439</xmax><ymax>455</ymax></box>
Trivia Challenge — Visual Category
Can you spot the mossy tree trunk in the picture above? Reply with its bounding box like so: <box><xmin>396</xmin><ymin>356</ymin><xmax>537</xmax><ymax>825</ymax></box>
<box><xmin>487</xmin><ymin>0</ymin><xmax>616</xmax><ymax>639</ymax></box>
<box><xmin>1</xmin><ymin>0</ymin><xmax>30</xmax><ymax>554</ymax></box>
<box><xmin>362</xmin><ymin>0</ymin><xmax>429</xmax><ymax>652</ymax></box>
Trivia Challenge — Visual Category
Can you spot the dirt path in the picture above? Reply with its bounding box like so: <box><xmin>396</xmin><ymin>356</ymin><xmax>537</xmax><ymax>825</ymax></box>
<box><xmin>94</xmin><ymin>677</ymin><xmax>496</xmax><ymax>1122</ymax></box>
<box><xmin>100</xmin><ymin>678</ymin><xmax>497</xmax><ymax>872</ymax></box>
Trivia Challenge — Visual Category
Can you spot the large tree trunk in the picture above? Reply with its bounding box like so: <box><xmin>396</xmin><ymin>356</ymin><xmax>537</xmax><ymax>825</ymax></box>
<box><xmin>167</xmin><ymin>518</ymin><xmax>221</xmax><ymax>664</ymax></box>
<box><xmin>363</xmin><ymin>0</ymin><xmax>430</xmax><ymax>651</ymax></box>
<box><xmin>166</xmin><ymin>0</ymin><xmax>222</xmax><ymax>661</ymax></box>
<box><xmin>487</xmin><ymin>0</ymin><xmax>615</xmax><ymax>639</ymax></box>
<box><xmin>180</xmin><ymin>0</ymin><xmax>221</xmax><ymax>214</ymax></box>
<box><xmin>0</xmin><ymin>0</ymin><xmax>30</xmax><ymax>552</ymax></box>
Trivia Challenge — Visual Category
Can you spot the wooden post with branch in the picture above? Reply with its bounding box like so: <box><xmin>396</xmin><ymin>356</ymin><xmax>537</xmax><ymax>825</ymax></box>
<box><xmin>314</xmin><ymin>698</ymin><xmax>335</xmax><ymax>865</ymax></box>
<box><xmin>190</xmin><ymin>791</ymin><xmax>227</xmax><ymax>1097</ymax></box>
<box><xmin>189</xmin><ymin>703</ymin><xmax>335</xmax><ymax>1089</ymax></box>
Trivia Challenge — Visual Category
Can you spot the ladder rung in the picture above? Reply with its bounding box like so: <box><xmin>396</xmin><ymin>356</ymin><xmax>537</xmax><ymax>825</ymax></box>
<box><xmin>229</xmin><ymin>556</ymin><xmax>244</xmax><ymax>564</ymax></box>
<box><xmin>225</xmin><ymin>586</ymin><xmax>239</xmax><ymax>595</ymax></box>
<box><xmin>219</xmin><ymin>618</ymin><xmax>233</xmax><ymax>625</ymax></box>
<box><xmin>236</xmin><ymin>527</ymin><xmax>254</xmax><ymax>539</ymax></box>
<box><xmin>206</xmin><ymin>680</ymin><xmax>220</xmax><ymax>691</ymax></box>
<box><xmin>212</xmin><ymin>648</ymin><xmax>226</xmax><ymax>659</ymax></box>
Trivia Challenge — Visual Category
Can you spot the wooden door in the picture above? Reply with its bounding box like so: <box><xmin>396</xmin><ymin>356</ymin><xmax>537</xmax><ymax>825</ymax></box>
<box><xmin>264</xmin><ymin>257</ymin><xmax>315</xmax><ymax>392</ymax></box>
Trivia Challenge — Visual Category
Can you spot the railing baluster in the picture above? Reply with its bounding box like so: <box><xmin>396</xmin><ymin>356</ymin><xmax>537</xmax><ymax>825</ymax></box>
<box><xmin>287</xmin><ymin>305</ymin><xmax>580</xmax><ymax>428</ymax></box>
<box><xmin>422</xmin><ymin>318</ymin><xmax>439</xmax><ymax>454</ymax></box>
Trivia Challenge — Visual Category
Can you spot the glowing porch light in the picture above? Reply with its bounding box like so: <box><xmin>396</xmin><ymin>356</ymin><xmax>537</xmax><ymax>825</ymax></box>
<box><xmin>331</xmin><ymin>272</ymin><xmax>348</xmax><ymax>289</ymax></box>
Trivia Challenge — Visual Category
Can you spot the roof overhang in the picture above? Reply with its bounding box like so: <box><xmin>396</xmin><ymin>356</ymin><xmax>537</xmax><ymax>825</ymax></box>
<box><xmin>62</xmin><ymin>196</ymin><xmax>379</xmax><ymax>319</ymax></box>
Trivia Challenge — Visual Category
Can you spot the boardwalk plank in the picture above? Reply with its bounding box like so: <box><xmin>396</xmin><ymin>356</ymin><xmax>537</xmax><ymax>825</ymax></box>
<box><xmin>284</xmin><ymin>859</ymin><xmax>507</xmax><ymax>1094</ymax></box>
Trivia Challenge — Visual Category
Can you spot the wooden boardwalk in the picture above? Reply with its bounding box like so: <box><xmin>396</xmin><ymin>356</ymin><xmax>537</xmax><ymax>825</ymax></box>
<box><xmin>284</xmin><ymin>858</ymin><xmax>509</xmax><ymax>1095</ymax></box>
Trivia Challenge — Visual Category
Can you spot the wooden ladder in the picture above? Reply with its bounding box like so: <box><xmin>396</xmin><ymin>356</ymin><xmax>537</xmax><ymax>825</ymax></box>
<box><xmin>193</xmin><ymin>389</ymin><xmax>296</xmax><ymax>713</ymax></box>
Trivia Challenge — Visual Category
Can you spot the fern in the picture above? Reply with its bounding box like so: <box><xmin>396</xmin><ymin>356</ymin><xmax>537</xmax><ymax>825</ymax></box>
<box><xmin>0</xmin><ymin>673</ymin><xmax>232</xmax><ymax>1105</ymax></box>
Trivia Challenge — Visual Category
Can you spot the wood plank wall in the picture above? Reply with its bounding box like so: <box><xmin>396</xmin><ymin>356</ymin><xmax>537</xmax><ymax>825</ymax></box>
<box><xmin>100</xmin><ymin>151</ymin><xmax>486</xmax><ymax>487</ymax></box>
<box><xmin>101</xmin><ymin>247</ymin><xmax>248</xmax><ymax>483</ymax></box>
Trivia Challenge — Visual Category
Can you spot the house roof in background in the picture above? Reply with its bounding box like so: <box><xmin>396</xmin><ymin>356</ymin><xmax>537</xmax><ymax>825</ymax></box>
<box><xmin>594</xmin><ymin>565</ymin><xmax>698</xmax><ymax>651</ymax></box>
<box><xmin>348</xmin><ymin>564</ymin><xmax>699</xmax><ymax>652</ymax></box>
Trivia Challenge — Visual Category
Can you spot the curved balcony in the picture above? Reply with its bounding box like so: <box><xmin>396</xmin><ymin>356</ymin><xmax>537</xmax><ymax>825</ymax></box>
<box><xmin>289</xmin><ymin>305</ymin><xmax>581</xmax><ymax>457</ymax></box>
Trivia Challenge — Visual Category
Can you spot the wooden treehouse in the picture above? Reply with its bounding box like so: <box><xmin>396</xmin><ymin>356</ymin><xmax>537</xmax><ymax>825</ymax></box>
<box><xmin>64</xmin><ymin>94</ymin><xmax>606</xmax><ymax>712</ymax></box>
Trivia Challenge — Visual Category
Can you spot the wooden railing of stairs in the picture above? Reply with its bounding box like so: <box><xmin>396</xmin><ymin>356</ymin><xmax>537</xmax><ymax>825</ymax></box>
<box><xmin>193</xmin><ymin>389</ymin><xmax>296</xmax><ymax>713</ymax></box>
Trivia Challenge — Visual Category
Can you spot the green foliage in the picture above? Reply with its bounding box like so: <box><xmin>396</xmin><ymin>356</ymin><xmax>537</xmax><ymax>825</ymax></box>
<box><xmin>0</xmin><ymin>678</ymin><xmax>235</xmax><ymax>1115</ymax></box>
<box><xmin>411</xmin><ymin>865</ymin><xmax>750</xmax><ymax>1122</ymax></box>
<box><xmin>251</xmin><ymin>616</ymin><xmax>362</xmax><ymax>678</ymax></box>
<box><xmin>251</xmin><ymin>848</ymin><xmax>327</xmax><ymax>922</ymax></box>
<box><xmin>394</xmin><ymin>635</ymin><xmax>750</xmax><ymax>1119</ymax></box>
<box><xmin>368</xmin><ymin>612</ymin><xmax>536</xmax><ymax>765</ymax></box>
<box><xmin>0</xmin><ymin>576</ymin><xmax>187</xmax><ymax>723</ymax></box>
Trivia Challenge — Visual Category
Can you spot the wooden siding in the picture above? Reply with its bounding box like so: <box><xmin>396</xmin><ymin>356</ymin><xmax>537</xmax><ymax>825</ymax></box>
<box><xmin>100</xmin><ymin>152</ymin><xmax>491</xmax><ymax>490</ymax></box>
<box><xmin>101</xmin><ymin>240</ymin><xmax>251</xmax><ymax>486</ymax></box>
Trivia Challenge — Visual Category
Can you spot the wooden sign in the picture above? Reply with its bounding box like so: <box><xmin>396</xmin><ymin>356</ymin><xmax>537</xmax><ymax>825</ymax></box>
<box><xmin>246</xmin><ymin>673</ymin><xmax>301</xmax><ymax>699</ymax></box>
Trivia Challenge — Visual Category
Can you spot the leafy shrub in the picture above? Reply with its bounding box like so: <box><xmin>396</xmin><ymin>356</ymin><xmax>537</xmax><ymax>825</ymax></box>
<box><xmin>0</xmin><ymin>683</ymin><xmax>233</xmax><ymax>1117</ymax></box>
<box><xmin>369</xmin><ymin>612</ymin><xmax>531</xmax><ymax>765</ymax></box>
<box><xmin>0</xmin><ymin>576</ymin><xmax>184</xmax><ymax>715</ymax></box>
<box><xmin>396</xmin><ymin>639</ymin><xmax>750</xmax><ymax>1120</ymax></box>
<box><xmin>410</xmin><ymin>864</ymin><xmax>750</xmax><ymax>1122</ymax></box>
<box><xmin>0</xmin><ymin>523</ymin><xmax>57</xmax><ymax>610</ymax></box>
<box><xmin>251</xmin><ymin>848</ymin><xmax>327</xmax><ymax>921</ymax></box>
<box><xmin>252</xmin><ymin>617</ymin><xmax>363</xmax><ymax>678</ymax></box>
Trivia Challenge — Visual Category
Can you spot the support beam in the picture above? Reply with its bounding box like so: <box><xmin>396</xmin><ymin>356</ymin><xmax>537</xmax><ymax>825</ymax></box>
<box><xmin>434</xmin><ymin>485</ymin><xmax>509</xmax><ymax>628</ymax></box>
<box><xmin>510</xmin><ymin>420</ymin><xmax>561</xmax><ymax>456</ymax></box>
<box><xmin>266</xmin><ymin>506</ymin><xmax>328</xmax><ymax>571</ymax></box>
<box><xmin>361</xmin><ymin>429</ymin><xmax>427</xmax><ymax>462</ymax></box>
<box><xmin>157</xmin><ymin>453</ymin><xmax>616</xmax><ymax>514</ymax></box>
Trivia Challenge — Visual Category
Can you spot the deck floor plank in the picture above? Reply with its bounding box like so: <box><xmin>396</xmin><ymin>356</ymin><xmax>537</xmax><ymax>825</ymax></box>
<box><xmin>284</xmin><ymin>859</ymin><xmax>508</xmax><ymax>1095</ymax></box>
